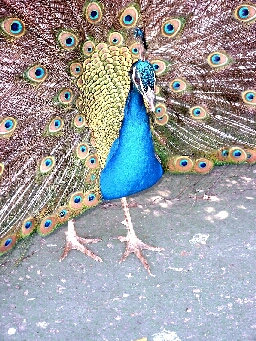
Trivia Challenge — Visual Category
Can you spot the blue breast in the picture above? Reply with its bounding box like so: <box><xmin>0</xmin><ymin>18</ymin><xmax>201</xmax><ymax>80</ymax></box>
<box><xmin>100</xmin><ymin>84</ymin><xmax>163</xmax><ymax>200</ymax></box>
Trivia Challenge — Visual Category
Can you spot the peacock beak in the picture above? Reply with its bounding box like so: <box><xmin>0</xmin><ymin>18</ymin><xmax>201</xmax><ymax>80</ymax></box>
<box><xmin>144</xmin><ymin>87</ymin><xmax>156</xmax><ymax>112</ymax></box>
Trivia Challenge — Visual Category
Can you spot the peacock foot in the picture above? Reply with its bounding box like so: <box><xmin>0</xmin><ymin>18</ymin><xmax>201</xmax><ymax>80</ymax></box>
<box><xmin>118</xmin><ymin>232</ymin><xmax>164</xmax><ymax>275</ymax></box>
<box><xmin>119</xmin><ymin>197</ymin><xmax>164</xmax><ymax>275</ymax></box>
<box><xmin>59</xmin><ymin>219</ymin><xmax>103</xmax><ymax>262</ymax></box>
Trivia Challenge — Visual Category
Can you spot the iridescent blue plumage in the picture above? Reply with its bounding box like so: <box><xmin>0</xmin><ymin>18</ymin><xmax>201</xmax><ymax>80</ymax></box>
<box><xmin>100</xmin><ymin>60</ymin><xmax>163</xmax><ymax>200</ymax></box>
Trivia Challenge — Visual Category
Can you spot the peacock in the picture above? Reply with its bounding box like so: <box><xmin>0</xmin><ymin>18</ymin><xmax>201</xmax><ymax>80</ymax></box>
<box><xmin>0</xmin><ymin>0</ymin><xmax>255</xmax><ymax>274</ymax></box>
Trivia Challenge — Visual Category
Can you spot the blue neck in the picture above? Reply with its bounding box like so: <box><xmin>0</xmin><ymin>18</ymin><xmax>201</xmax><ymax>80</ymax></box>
<box><xmin>100</xmin><ymin>84</ymin><xmax>163</xmax><ymax>200</ymax></box>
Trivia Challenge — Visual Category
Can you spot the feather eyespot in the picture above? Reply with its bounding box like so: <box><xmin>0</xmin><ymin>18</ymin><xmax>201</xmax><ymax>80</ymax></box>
<box><xmin>155</xmin><ymin>103</ymin><xmax>167</xmax><ymax>117</ymax></box>
<box><xmin>82</xmin><ymin>41</ymin><xmax>95</xmax><ymax>56</ymax></box>
<box><xmin>69</xmin><ymin>192</ymin><xmax>85</xmax><ymax>210</ymax></box>
<box><xmin>150</xmin><ymin>59</ymin><xmax>168</xmax><ymax>76</ymax></box>
<box><xmin>0</xmin><ymin>234</ymin><xmax>17</xmax><ymax>254</ymax></box>
<box><xmin>228</xmin><ymin>147</ymin><xmax>247</xmax><ymax>163</ymax></box>
<box><xmin>57</xmin><ymin>30</ymin><xmax>79</xmax><ymax>50</ymax></box>
<box><xmin>86</xmin><ymin>155</ymin><xmax>99</xmax><ymax>169</ymax></box>
<box><xmin>129</xmin><ymin>42</ymin><xmax>141</xmax><ymax>58</ymax></box>
<box><xmin>39</xmin><ymin>216</ymin><xmax>57</xmax><ymax>235</ymax></box>
<box><xmin>207</xmin><ymin>52</ymin><xmax>231</xmax><ymax>69</ymax></box>
<box><xmin>21</xmin><ymin>217</ymin><xmax>36</xmax><ymax>236</ymax></box>
<box><xmin>155</xmin><ymin>114</ymin><xmax>169</xmax><ymax>125</ymax></box>
<box><xmin>120</xmin><ymin>6</ymin><xmax>139</xmax><ymax>28</ymax></box>
<box><xmin>84</xmin><ymin>1</ymin><xmax>103</xmax><ymax>24</ymax></box>
<box><xmin>108</xmin><ymin>32</ymin><xmax>124</xmax><ymax>46</ymax></box>
<box><xmin>48</xmin><ymin>117</ymin><xmax>64</xmax><ymax>133</ymax></box>
<box><xmin>161</xmin><ymin>18</ymin><xmax>185</xmax><ymax>38</ymax></box>
<box><xmin>189</xmin><ymin>106</ymin><xmax>208</xmax><ymax>120</ymax></box>
<box><xmin>59</xmin><ymin>209</ymin><xmax>67</xmax><ymax>218</ymax></box>
<box><xmin>0</xmin><ymin>117</ymin><xmax>17</xmax><ymax>137</ymax></box>
<box><xmin>69</xmin><ymin>62</ymin><xmax>83</xmax><ymax>77</ymax></box>
<box><xmin>169</xmin><ymin>156</ymin><xmax>194</xmax><ymax>172</ymax></box>
<box><xmin>57</xmin><ymin>88</ymin><xmax>74</xmax><ymax>105</ymax></box>
<box><xmin>84</xmin><ymin>192</ymin><xmax>99</xmax><ymax>207</ymax></box>
<box><xmin>40</xmin><ymin>156</ymin><xmax>55</xmax><ymax>174</ymax></box>
<box><xmin>1</xmin><ymin>17</ymin><xmax>25</xmax><ymax>38</ymax></box>
<box><xmin>217</xmin><ymin>147</ymin><xmax>229</xmax><ymax>161</ymax></box>
<box><xmin>170</xmin><ymin>78</ymin><xmax>189</xmax><ymax>93</ymax></box>
<box><xmin>194</xmin><ymin>158</ymin><xmax>214</xmax><ymax>174</ymax></box>
<box><xmin>76</xmin><ymin>143</ymin><xmax>90</xmax><ymax>159</ymax></box>
<box><xmin>242</xmin><ymin>90</ymin><xmax>256</xmax><ymax>105</ymax></box>
<box><xmin>153</xmin><ymin>99</ymin><xmax>167</xmax><ymax>123</ymax></box>
<box><xmin>234</xmin><ymin>4</ymin><xmax>256</xmax><ymax>23</ymax></box>
<box><xmin>23</xmin><ymin>64</ymin><xmax>48</xmax><ymax>84</ymax></box>
<box><xmin>74</xmin><ymin>114</ymin><xmax>87</xmax><ymax>128</ymax></box>
<box><xmin>222</xmin><ymin>149</ymin><xmax>229</xmax><ymax>158</ymax></box>
<box><xmin>245</xmin><ymin>149</ymin><xmax>256</xmax><ymax>163</ymax></box>
<box><xmin>56</xmin><ymin>206</ymin><xmax>71</xmax><ymax>223</ymax></box>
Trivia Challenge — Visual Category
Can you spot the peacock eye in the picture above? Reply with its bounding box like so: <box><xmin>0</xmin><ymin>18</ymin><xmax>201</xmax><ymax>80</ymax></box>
<box><xmin>129</xmin><ymin>42</ymin><xmax>141</xmax><ymax>58</ymax></box>
<box><xmin>161</xmin><ymin>18</ymin><xmax>185</xmax><ymax>38</ymax></box>
<box><xmin>234</xmin><ymin>4</ymin><xmax>256</xmax><ymax>23</ymax></box>
<box><xmin>0</xmin><ymin>117</ymin><xmax>17</xmax><ymax>137</ymax></box>
<box><xmin>228</xmin><ymin>147</ymin><xmax>247</xmax><ymax>163</ymax></box>
<box><xmin>108</xmin><ymin>32</ymin><xmax>124</xmax><ymax>46</ymax></box>
<box><xmin>69</xmin><ymin>62</ymin><xmax>83</xmax><ymax>77</ymax></box>
<box><xmin>82</xmin><ymin>40</ymin><xmax>95</xmax><ymax>56</ymax></box>
<box><xmin>1</xmin><ymin>17</ymin><xmax>26</xmax><ymax>38</ymax></box>
<box><xmin>73</xmin><ymin>114</ymin><xmax>87</xmax><ymax>128</ymax></box>
<box><xmin>169</xmin><ymin>78</ymin><xmax>189</xmax><ymax>93</ymax></box>
<box><xmin>84</xmin><ymin>2</ymin><xmax>103</xmax><ymax>24</ymax></box>
<box><xmin>189</xmin><ymin>106</ymin><xmax>208</xmax><ymax>120</ymax></box>
<box><xmin>155</xmin><ymin>114</ymin><xmax>168</xmax><ymax>126</ymax></box>
<box><xmin>150</xmin><ymin>59</ymin><xmax>168</xmax><ymax>76</ymax></box>
<box><xmin>40</xmin><ymin>156</ymin><xmax>55</xmax><ymax>174</ymax></box>
<box><xmin>0</xmin><ymin>235</ymin><xmax>17</xmax><ymax>254</ymax></box>
<box><xmin>245</xmin><ymin>149</ymin><xmax>256</xmax><ymax>163</ymax></box>
<box><xmin>57</xmin><ymin>88</ymin><xmax>74</xmax><ymax>105</ymax></box>
<box><xmin>207</xmin><ymin>51</ymin><xmax>231</xmax><ymax>69</ymax></box>
<box><xmin>56</xmin><ymin>30</ymin><xmax>79</xmax><ymax>50</ymax></box>
<box><xmin>59</xmin><ymin>210</ymin><xmax>67</xmax><ymax>218</ymax></box>
<box><xmin>169</xmin><ymin>156</ymin><xmax>194</xmax><ymax>172</ymax></box>
<box><xmin>242</xmin><ymin>90</ymin><xmax>256</xmax><ymax>105</ymax></box>
<box><xmin>155</xmin><ymin>103</ymin><xmax>167</xmax><ymax>117</ymax></box>
<box><xmin>194</xmin><ymin>158</ymin><xmax>214</xmax><ymax>174</ymax></box>
<box><xmin>39</xmin><ymin>216</ymin><xmax>57</xmax><ymax>235</ymax></box>
<box><xmin>76</xmin><ymin>142</ymin><xmax>90</xmax><ymax>159</ymax></box>
<box><xmin>21</xmin><ymin>217</ymin><xmax>36</xmax><ymax>236</ymax></box>
<box><xmin>120</xmin><ymin>6</ymin><xmax>139</xmax><ymax>28</ymax></box>
<box><xmin>84</xmin><ymin>192</ymin><xmax>99</xmax><ymax>207</ymax></box>
<box><xmin>86</xmin><ymin>155</ymin><xmax>99</xmax><ymax>169</ymax></box>
<box><xmin>23</xmin><ymin>64</ymin><xmax>48</xmax><ymax>83</ymax></box>
<box><xmin>48</xmin><ymin>117</ymin><xmax>64</xmax><ymax>133</ymax></box>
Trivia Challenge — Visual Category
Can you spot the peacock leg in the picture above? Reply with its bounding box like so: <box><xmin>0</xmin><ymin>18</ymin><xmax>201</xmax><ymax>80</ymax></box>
<box><xmin>59</xmin><ymin>219</ymin><xmax>103</xmax><ymax>262</ymax></box>
<box><xmin>118</xmin><ymin>197</ymin><xmax>164</xmax><ymax>275</ymax></box>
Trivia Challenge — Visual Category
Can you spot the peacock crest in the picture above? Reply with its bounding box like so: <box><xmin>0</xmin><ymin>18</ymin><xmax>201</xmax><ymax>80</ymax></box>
<box><xmin>0</xmin><ymin>0</ymin><xmax>255</xmax><ymax>258</ymax></box>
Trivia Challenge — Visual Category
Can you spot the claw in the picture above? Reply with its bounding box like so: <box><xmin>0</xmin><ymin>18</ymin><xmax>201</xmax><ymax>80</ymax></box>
<box><xmin>118</xmin><ymin>197</ymin><xmax>164</xmax><ymax>275</ymax></box>
<box><xmin>118</xmin><ymin>234</ymin><xmax>164</xmax><ymax>275</ymax></box>
<box><xmin>59</xmin><ymin>219</ymin><xmax>103</xmax><ymax>262</ymax></box>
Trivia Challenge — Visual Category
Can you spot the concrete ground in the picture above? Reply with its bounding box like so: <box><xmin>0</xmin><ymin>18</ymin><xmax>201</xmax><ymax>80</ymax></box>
<box><xmin>0</xmin><ymin>164</ymin><xmax>256</xmax><ymax>341</ymax></box>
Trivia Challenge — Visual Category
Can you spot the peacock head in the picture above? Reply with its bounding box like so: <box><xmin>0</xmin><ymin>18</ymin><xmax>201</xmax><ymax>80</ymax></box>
<box><xmin>130</xmin><ymin>60</ymin><xmax>156</xmax><ymax>111</ymax></box>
